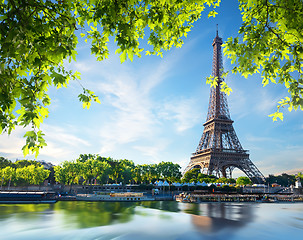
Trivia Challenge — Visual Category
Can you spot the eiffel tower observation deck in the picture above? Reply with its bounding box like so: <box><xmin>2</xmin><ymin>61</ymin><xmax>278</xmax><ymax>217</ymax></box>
<box><xmin>183</xmin><ymin>29</ymin><xmax>265</xmax><ymax>184</ymax></box>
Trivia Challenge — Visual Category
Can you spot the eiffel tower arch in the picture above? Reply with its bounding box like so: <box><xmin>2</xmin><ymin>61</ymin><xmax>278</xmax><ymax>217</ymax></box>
<box><xmin>184</xmin><ymin>30</ymin><xmax>265</xmax><ymax>184</ymax></box>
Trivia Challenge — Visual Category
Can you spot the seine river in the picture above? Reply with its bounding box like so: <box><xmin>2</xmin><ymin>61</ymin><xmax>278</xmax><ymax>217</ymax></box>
<box><xmin>0</xmin><ymin>201</ymin><xmax>302</xmax><ymax>240</ymax></box>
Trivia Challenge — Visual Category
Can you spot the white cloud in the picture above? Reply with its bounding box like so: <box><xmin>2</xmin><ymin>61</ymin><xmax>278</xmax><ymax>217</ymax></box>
<box><xmin>42</xmin><ymin>124</ymin><xmax>90</xmax><ymax>147</ymax></box>
<box><xmin>158</xmin><ymin>97</ymin><xmax>202</xmax><ymax>132</ymax></box>
<box><xmin>132</xmin><ymin>140</ymin><xmax>170</xmax><ymax>163</ymax></box>
<box><xmin>38</xmin><ymin>141</ymin><xmax>74</xmax><ymax>162</ymax></box>
<box><xmin>0</xmin><ymin>127</ymin><xmax>28</xmax><ymax>159</ymax></box>
<box><xmin>276</xmin><ymin>168</ymin><xmax>303</xmax><ymax>175</ymax></box>
<box><xmin>39</xmin><ymin>124</ymin><xmax>92</xmax><ymax>163</ymax></box>
<box><xmin>73</xmin><ymin>61</ymin><xmax>94</xmax><ymax>73</ymax></box>
<box><xmin>246</xmin><ymin>135</ymin><xmax>282</xmax><ymax>143</ymax></box>
<box><xmin>254</xmin><ymin>89</ymin><xmax>279</xmax><ymax>114</ymax></box>
<box><xmin>179</xmin><ymin>158</ymin><xmax>192</xmax><ymax>172</ymax></box>
<box><xmin>226</xmin><ymin>73</ymin><xmax>290</xmax><ymax>121</ymax></box>
<box><xmin>95</xmin><ymin>69</ymin><xmax>158</xmax><ymax>155</ymax></box>
<box><xmin>257</xmin><ymin>146</ymin><xmax>303</xmax><ymax>176</ymax></box>
<box><xmin>65</xmin><ymin>41</ymin><xmax>205</xmax><ymax>161</ymax></box>
<box><xmin>228</xmin><ymin>87</ymin><xmax>249</xmax><ymax>119</ymax></box>
<box><xmin>0</xmin><ymin>124</ymin><xmax>90</xmax><ymax>164</ymax></box>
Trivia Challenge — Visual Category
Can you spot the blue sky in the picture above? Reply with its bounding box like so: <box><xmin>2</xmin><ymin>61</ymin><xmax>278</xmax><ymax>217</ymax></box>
<box><xmin>1</xmin><ymin>0</ymin><xmax>303</xmax><ymax>177</ymax></box>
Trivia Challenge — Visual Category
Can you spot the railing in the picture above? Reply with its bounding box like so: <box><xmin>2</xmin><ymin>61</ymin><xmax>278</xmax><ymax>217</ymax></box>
<box><xmin>193</xmin><ymin>148</ymin><xmax>249</xmax><ymax>155</ymax></box>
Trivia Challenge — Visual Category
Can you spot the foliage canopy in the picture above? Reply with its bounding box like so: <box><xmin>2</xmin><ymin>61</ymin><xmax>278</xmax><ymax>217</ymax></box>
<box><xmin>54</xmin><ymin>154</ymin><xmax>182</xmax><ymax>185</ymax></box>
<box><xmin>0</xmin><ymin>0</ymin><xmax>220</xmax><ymax>156</ymax></box>
<box><xmin>224</xmin><ymin>0</ymin><xmax>303</xmax><ymax>121</ymax></box>
<box><xmin>236</xmin><ymin>176</ymin><xmax>252</xmax><ymax>186</ymax></box>
<box><xmin>0</xmin><ymin>158</ymin><xmax>50</xmax><ymax>186</ymax></box>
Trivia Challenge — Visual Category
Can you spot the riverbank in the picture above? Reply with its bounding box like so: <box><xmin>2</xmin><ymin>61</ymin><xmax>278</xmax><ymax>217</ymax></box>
<box><xmin>175</xmin><ymin>192</ymin><xmax>303</xmax><ymax>203</ymax></box>
<box><xmin>59</xmin><ymin>192</ymin><xmax>302</xmax><ymax>203</ymax></box>
<box><xmin>1</xmin><ymin>191</ymin><xmax>302</xmax><ymax>203</ymax></box>
<box><xmin>1</xmin><ymin>184</ymin><xmax>303</xmax><ymax>203</ymax></box>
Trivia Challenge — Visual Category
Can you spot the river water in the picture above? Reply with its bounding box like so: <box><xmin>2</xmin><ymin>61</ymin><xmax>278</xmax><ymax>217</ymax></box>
<box><xmin>0</xmin><ymin>201</ymin><xmax>302</xmax><ymax>240</ymax></box>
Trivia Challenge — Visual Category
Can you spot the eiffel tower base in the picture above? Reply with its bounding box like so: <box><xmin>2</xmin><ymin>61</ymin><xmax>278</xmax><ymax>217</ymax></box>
<box><xmin>184</xmin><ymin>149</ymin><xmax>265</xmax><ymax>184</ymax></box>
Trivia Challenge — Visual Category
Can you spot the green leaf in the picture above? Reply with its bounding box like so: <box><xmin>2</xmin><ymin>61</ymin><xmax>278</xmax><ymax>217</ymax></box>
<box><xmin>24</xmin><ymin>131</ymin><xmax>36</xmax><ymax>139</ymax></box>
<box><xmin>268</xmin><ymin>112</ymin><xmax>284</xmax><ymax>122</ymax></box>
<box><xmin>206</xmin><ymin>75</ymin><xmax>218</xmax><ymax>88</ymax></box>
<box><xmin>22</xmin><ymin>145</ymin><xmax>29</xmax><ymax>157</ymax></box>
<box><xmin>74</xmin><ymin>71</ymin><xmax>81</xmax><ymax>80</ymax></box>
<box><xmin>128</xmin><ymin>49</ymin><xmax>134</xmax><ymax>62</ymax></box>
<box><xmin>115</xmin><ymin>48</ymin><xmax>122</xmax><ymax>54</ymax></box>
<box><xmin>247</xmin><ymin>0</ymin><xmax>254</xmax><ymax>8</ymax></box>
<box><xmin>208</xmin><ymin>10</ymin><xmax>218</xmax><ymax>18</ymax></box>
<box><xmin>78</xmin><ymin>88</ymin><xmax>101</xmax><ymax>109</ymax></box>
<box><xmin>120</xmin><ymin>51</ymin><xmax>127</xmax><ymax>63</ymax></box>
<box><xmin>220</xmin><ymin>81</ymin><xmax>233</xmax><ymax>95</ymax></box>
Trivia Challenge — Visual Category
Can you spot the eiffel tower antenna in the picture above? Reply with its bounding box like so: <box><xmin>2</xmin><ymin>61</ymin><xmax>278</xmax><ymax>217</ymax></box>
<box><xmin>183</xmin><ymin>30</ymin><xmax>265</xmax><ymax>183</ymax></box>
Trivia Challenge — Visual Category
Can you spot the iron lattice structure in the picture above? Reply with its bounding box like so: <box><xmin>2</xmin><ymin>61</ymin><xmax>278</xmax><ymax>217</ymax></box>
<box><xmin>184</xmin><ymin>31</ymin><xmax>265</xmax><ymax>183</ymax></box>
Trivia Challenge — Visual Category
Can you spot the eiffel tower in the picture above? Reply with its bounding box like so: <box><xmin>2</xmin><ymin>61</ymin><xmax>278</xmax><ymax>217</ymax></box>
<box><xmin>183</xmin><ymin>29</ymin><xmax>265</xmax><ymax>183</ymax></box>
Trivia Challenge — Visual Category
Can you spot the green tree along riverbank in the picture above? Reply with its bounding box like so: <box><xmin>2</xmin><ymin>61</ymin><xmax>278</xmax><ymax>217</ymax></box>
<box><xmin>54</xmin><ymin>154</ymin><xmax>182</xmax><ymax>185</ymax></box>
<box><xmin>182</xmin><ymin>168</ymin><xmax>303</xmax><ymax>187</ymax></box>
<box><xmin>0</xmin><ymin>157</ymin><xmax>50</xmax><ymax>186</ymax></box>
<box><xmin>182</xmin><ymin>168</ymin><xmax>236</xmax><ymax>184</ymax></box>
<box><xmin>1</xmin><ymin>155</ymin><xmax>302</xmax><ymax>188</ymax></box>
<box><xmin>0</xmin><ymin>154</ymin><xmax>182</xmax><ymax>186</ymax></box>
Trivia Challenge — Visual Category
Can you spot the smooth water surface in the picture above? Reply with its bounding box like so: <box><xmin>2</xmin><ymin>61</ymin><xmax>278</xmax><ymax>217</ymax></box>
<box><xmin>0</xmin><ymin>201</ymin><xmax>302</xmax><ymax>240</ymax></box>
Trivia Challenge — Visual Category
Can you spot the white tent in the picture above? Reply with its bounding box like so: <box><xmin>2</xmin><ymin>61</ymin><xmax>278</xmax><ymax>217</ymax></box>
<box><xmin>201</xmin><ymin>181</ymin><xmax>208</xmax><ymax>187</ymax></box>
<box><xmin>163</xmin><ymin>181</ymin><xmax>169</xmax><ymax>186</ymax></box>
<box><xmin>157</xmin><ymin>181</ymin><xmax>163</xmax><ymax>186</ymax></box>
<box><xmin>172</xmin><ymin>182</ymin><xmax>182</xmax><ymax>187</ymax></box>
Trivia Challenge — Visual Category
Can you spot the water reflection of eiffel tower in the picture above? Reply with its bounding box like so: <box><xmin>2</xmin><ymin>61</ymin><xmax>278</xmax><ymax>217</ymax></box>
<box><xmin>183</xmin><ymin>30</ymin><xmax>265</xmax><ymax>183</ymax></box>
<box><xmin>190</xmin><ymin>203</ymin><xmax>254</xmax><ymax>233</ymax></box>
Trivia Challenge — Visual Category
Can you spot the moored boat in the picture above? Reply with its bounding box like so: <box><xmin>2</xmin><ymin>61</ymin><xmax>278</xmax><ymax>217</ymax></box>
<box><xmin>175</xmin><ymin>193</ymin><xmax>192</xmax><ymax>203</ymax></box>
<box><xmin>0</xmin><ymin>191</ymin><xmax>58</xmax><ymax>204</ymax></box>
<box><xmin>76</xmin><ymin>192</ymin><xmax>154</xmax><ymax>202</ymax></box>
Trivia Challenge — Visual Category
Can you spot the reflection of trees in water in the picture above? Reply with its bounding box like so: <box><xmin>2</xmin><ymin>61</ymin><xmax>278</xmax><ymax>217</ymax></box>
<box><xmin>0</xmin><ymin>201</ymin><xmax>137</xmax><ymax>228</ymax></box>
<box><xmin>140</xmin><ymin>201</ymin><xmax>180</xmax><ymax>212</ymax></box>
<box><xmin>183</xmin><ymin>203</ymin><xmax>200</xmax><ymax>215</ymax></box>
<box><xmin>189</xmin><ymin>203</ymin><xmax>255</xmax><ymax>234</ymax></box>
<box><xmin>0</xmin><ymin>204</ymin><xmax>53</xmax><ymax>221</ymax></box>
<box><xmin>54</xmin><ymin>201</ymin><xmax>137</xmax><ymax>228</ymax></box>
